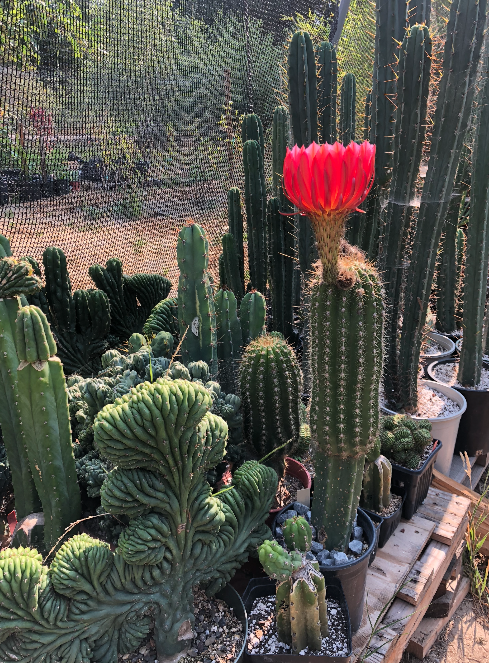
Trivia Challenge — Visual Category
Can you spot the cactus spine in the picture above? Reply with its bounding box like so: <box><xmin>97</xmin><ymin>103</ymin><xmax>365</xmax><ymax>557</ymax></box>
<box><xmin>397</xmin><ymin>0</ymin><xmax>486</xmax><ymax>409</ymax></box>
<box><xmin>227</xmin><ymin>188</ymin><xmax>245</xmax><ymax>291</ymax></box>
<box><xmin>221</xmin><ymin>233</ymin><xmax>244</xmax><ymax>303</ymax></box>
<box><xmin>0</xmin><ymin>256</ymin><xmax>41</xmax><ymax>520</ymax></box>
<box><xmin>215</xmin><ymin>289</ymin><xmax>242</xmax><ymax>393</ymax></box>
<box><xmin>240</xmin><ymin>290</ymin><xmax>266</xmax><ymax>345</ymax></box>
<box><xmin>317</xmin><ymin>41</ymin><xmax>337</xmax><ymax>144</ymax></box>
<box><xmin>240</xmin><ymin>334</ymin><xmax>302</xmax><ymax>476</ymax></box>
<box><xmin>458</xmin><ymin>52</ymin><xmax>489</xmax><ymax>387</ymax></box>
<box><xmin>340</xmin><ymin>73</ymin><xmax>356</xmax><ymax>145</ymax></box>
<box><xmin>177</xmin><ymin>223</ymin><xmax>217</xmax><ymax>376</ymax></box>
<box><xmin>16</xmin><ymin>305</ymin><xmax>81</xmax><ymax>549</ymax></box>
<box><xmin>360</xmin><ymin>441</ymin><xmax>392</xmax><ymax>512</ymax></box>
<box><xmin>243</xmin><ymin>139</ymin><xmax>267</xmax><ymax>293</ymax></box>
<box><xmin>379</xmin><ymin>24</ymin><xmax>432</xmax><ymax>409</ymax></box>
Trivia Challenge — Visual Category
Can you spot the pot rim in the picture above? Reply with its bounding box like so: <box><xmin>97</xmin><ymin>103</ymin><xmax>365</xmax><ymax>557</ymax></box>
<box><xmin>427</xmin><ymin>357</ymin><xmax>489</xmax><ymax>393</ymax></box>
<box><xmin>420</xmin><ymin>332</ymin><xmax>456</xmax><ymax>359</ymax></box>
<box><xmin>381</xmin><ymin>378</ymin><xmax>467</xmax><ymax>421</ymax></box>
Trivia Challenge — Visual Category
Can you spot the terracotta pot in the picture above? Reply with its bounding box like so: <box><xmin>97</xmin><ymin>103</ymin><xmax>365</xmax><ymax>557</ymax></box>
<box><xmin>267</xmin><ymin>457</ymin><xmax>312</xmax><ymax>524</ymax></box>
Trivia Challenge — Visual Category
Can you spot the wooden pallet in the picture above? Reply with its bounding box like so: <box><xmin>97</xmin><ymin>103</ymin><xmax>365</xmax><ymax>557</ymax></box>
<box><xmin>449</xmin><ymin>452</ymin><xmax>488</xmax><ymax>489</ymax></box>
<box><xmin>352</xmin><ymin>487</ymin><xmax>471</xmax><ymax>663</ymax></box>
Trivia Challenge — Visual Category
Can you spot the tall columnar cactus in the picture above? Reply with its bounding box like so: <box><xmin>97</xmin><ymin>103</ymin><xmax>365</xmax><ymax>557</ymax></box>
<box><xmin>259</xmin><ymin>530</ymin><xmax>328</xmax><ymax>653</ymax></box>
<box><xmin>240</xmin><ymin>334</ymin><xmax>302</xmax><ymax>476</ymax></box>
<box><xmin>227</xmin><ymin>187</ymin><xmax>245</xmax><ymax>290</ymax></box>
<box><xmin>272</xmin><ymin>106</ymin><xmax>290</xmax><ymax>201</ymax></box>
<box><xmin>458</xmin><ymin>52</ymin><xmax>489</xmax><ymax>387</ymax></box>
<box><xmin>0</xmin><ymin>256</ymin><xmax>41</xmax><ymax>520</ymax></box>
<box><xmin>243</xmin><ymin>139</ymin><xmax>267</xmax><ymax>293</ymax></box>
<box><xmin>41</xmin><ymin>247</ymin><xmax>111</xmax><ymax>376</ymax></box>
<box><xmin>15</xmin><ymin>305</ymin><xmax>82</xmax><ymax>550</ymax></box>
<box><xmin>360</xmin><ymin>439</ymin><xmax>392</xmax><ymax>512</ymax></box>
<box><xmin>378</xmin><ymin>24</ymin><xmax>432</xmax><ymax>409</ymax></box>
<box><xmin>0</xmin><ymin>379</ymin><xmax>277</xmax><ymax>661</ymax></box>
<box><xmin>177</xmin><ymin>223</ymin><xmax>217</xmax><ymax>376</ymax></box>
<box><xmin>221</xmin><ymin>233</ymin><xmax>244</xmax><ymax>302</ymax></box>
<box><xmin>214</xmin><ymin>289</ymin><xmax>242</xmax><ymax>393</ymax></box>
<box><xmin>408</xmin><ymin>0</ymin><xmax>431</xmax><ymax>26</ymax></box>
<box><xmin>242</xmin><ymin>113</ymin><xmax>265</xmax><ymax>171</ymax></box>
<box><xmin>89</xmin><ymin>256</ymin><xmax>171</xmax><ymax>342</ymax></box>
<box><xmin>240</xmin><ymin>290</ymin><xmax>266</xmax><ymax>345</ymax></box>
<box><xmin>397</xmin><ymin>0</ymin><xmax>486</xmax><ymax>410</ymax></box>
<box><xmin>317</xmin><ymin>41</ymin><xmax>337</xmax><ymax>144</ymax></box>
<box><xmin>340</xmin><ymin>73</ymin><xmax>356</xmax><ymax>146</ymax></box>
<box><xmin>268</xmin><ymin>198</ymin><xmax>294</xmax><ymax>339</ymax></box>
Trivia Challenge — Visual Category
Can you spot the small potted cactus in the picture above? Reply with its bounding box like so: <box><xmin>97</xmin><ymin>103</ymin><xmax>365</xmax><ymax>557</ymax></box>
<box><xmin>242</xmin><ymin>517</ymin><xmax>352</xmax><ymax>660</ymax></box>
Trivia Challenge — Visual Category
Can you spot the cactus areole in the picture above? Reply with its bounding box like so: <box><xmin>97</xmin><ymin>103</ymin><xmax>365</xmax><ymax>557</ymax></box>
<box><xmin>284</xmin><ymin>141</ymin><xmax>383</xmax><ymax>552</ymax></box>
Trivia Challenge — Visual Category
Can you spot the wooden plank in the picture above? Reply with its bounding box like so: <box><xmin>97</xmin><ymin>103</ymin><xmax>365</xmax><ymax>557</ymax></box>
<box><xmin>406</xmin><ymin>576</ymin><xmax>470</xmax><ymax>658</ymax></box>
<box><xmin>396</xmin><ymin>561</ymin><xmax>433</xmax><ymax>606</ymax></box>
<box><xmin>351</xmin><ymin>516</ymin><xmax>436</xmax><ymax>660</ymax></box>
<box><xmin>416</xmin><ymin>489</ymin><xmax>471</xmax><ymax>544</ymax></box>
<box><xmin>425</xmin><ymin>573</ymin><xmax>463</xmax><ymax>618</ymax></box>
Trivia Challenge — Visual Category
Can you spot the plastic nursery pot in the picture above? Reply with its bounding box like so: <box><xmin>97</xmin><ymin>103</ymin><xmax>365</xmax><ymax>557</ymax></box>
<box><xmin>361</xmin><ymin>487</ymin><xmax>406</xmax><ymax>549</ymax></box>
<box><xmin>212</xmin><ymin>584</ymin><xmax>248</xmax><ymax>663</ymax></box>
<box><xmin>427</xmin><ymin>358</ymin><xmax>489</xmax><ymax>458</ymax></box>
<box><xmin>272</xmin><ymin>505</ymin><xmax>376</xmax><ymax>633</ymax></box>
<box><xmin>420</xmin><ymin>332</ymin><xmax>456</xmax><ymax>361</ymax></box>
<box><xmin>242</xmin><ymin>577</ymin><xmax>352</xmax><ymax>663</ymax></box>
<box><xmin>381</xmin><ymin>379</ymin><xmax>466</xmax><ymax>477</ymax></box>
<box><xmin>268</xmin><ymin>457</ymin><xmax>312</xmax><ymax>522</ymax></box>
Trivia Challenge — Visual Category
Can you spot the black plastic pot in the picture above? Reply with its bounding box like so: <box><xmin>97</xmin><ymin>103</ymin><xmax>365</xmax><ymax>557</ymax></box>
<box><xmin>215</xmin><ymin>584</ymin><xmax>248</xmax><ymax>663</ymax></box>
<box><xmin>427</xmin><ymin>358</ymin><xmax>489</xmax><ymax>457</ymax></box>
<box><xmin>361</xmin><ymin>487</ymin><xmax>406</xmax><ymax>549</ymax></box>
<box><xmin>391</xmin><ymin>440</ymin><xmax>442</xmax><ymax>520</ymax></box>
<box><xmin>272</xmin><ymin>505</ymin><xmax>376</xmax><ymax>633</ymax></box>
<box><xmin>242</xmin><ymin>577</ymin><xmax>352</xmax><ymax>662</ymax></box>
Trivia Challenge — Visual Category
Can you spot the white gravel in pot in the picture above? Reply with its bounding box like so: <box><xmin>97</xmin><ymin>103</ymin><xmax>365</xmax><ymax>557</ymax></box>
<box><xmin>431</xmin><ymin>362</ymin><xmax>489</xmax><ymax>391</ymax></box>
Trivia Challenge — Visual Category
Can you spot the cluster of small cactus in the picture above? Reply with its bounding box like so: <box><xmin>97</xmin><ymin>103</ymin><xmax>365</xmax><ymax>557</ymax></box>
<box><xmin>259</xmin><ymin>517</ymin><xmax>328</xmax><ymax>653</ymax></box>
<box><xmin>379</xmin><ymin>415</ymin><xmax>433</xmax><ymax>469</ymax></box>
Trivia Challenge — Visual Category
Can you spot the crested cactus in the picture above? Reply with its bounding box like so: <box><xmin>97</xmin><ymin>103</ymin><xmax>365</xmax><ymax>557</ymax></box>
<box><xmin>214</xmin><ymin>289</ymin><xmax>242</xmax><ymax>393</ymax></box>
<box><xmin>177</xmin><ymin>223</ymin><xmax>217</xmax><ymax>376</ymax></box>
<box><xmin>221</xmin><ymin>233</ymin><xmax>244</xmax><ymax>302</ymax></box>
<box><xmin>15</xmin><ymin>305</ymin><xmax>82</xmax><ymax>550</ymax></box>
<box><xmin>243</xmin><ymin>139</ymin><xmax>267</xmax><ymax>293</ymax></box>
<box><xmin>42</xmin><ymin>247</ymin><xmax>111</xmax><ymax>376</ymax></box>
<box><xmin>0</xmin><ymin>256</ymin><xmax>41</xmax><ymax>520</ymax></box>
<box><xmin>0</xmin><ymin>378</ymin><xmax>277</xmax><ymax>661</ymax></box>
<box><xmin>143</xmin><ymin>297</ymin><xmax>178</xmax><ymax>341</ymax></box>
<box><xmin>89</xmin><ymin>256</ymin><xmax>171</xmax><ymax>342</ymax></box>
<box><xmin>240</xmin><ymin>334</ymin><xmax>302</xmax><ymax>476</ymax></box>
<box><xmin>268</xmin><ymin>197</ymin><xmax>294</xmax><ymax>339</ymax></box>
<box><xmin>317</xmin><ymin>41</ymin><xmax>337</xmax><ymax>145</ymax></box>
<box><xmin>340</xmin><ymin>73</ymin><xmax>356</xmax><ymax>146</ymax></box>
<box><xmin>259</xmin><ymin>527</ymin><xmax>328</xmax><ymax>653</ymax></box>
<box><xmin>458</xmin><ymin>51</ymin><xmax>489</xmax><ymax>387</ymax></box>
<box><xmin>227</xmin><ymin>188</ymin><xmax>245</xmax><ymax>291</ymax></box>
<box><xmin>240</xmin><ymin>290</ymin><xmax>266</xmax><ymax>345</ymax></box>
<box><xmin>360</xmin><ymin>440</ymin><xmax>392</xmax><ymax>512</ymax></box>
<box><xmin>397</xmin><ymin>0</ymin><xmax>486</xmax><ymax>409</ymax></box>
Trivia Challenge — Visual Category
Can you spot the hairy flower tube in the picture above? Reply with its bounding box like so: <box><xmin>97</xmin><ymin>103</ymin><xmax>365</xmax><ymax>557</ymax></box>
<box><xmin>283</xmin><ymin>141</ymin><xmax>375</xmax><ymax>283</ymax></box>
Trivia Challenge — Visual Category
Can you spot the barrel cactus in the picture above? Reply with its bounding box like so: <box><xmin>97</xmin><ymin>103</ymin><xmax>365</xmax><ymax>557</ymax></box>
<box><xmin>0</xmin><ymin>378</ymin><xmax>278</xmax><ymax>662</ymax></box>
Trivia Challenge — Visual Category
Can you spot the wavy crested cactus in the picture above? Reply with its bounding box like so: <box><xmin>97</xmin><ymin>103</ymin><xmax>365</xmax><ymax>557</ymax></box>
<box><xmin>142</xmin><ymin>297</ymin><xmax>179</xmax><ymax>341</ymax></box>
<box><xmin>240</xmin><ymin>290</ymin><xmax>266</xmax><ymax>345</ymax></box>
<box><xmin>89</xmin><ymin>256</ymin><xmax>171</xmax><ymax>342</ymax></box>
<box><xmin>0</xmin><ymin>378</ymin><xmax>278</xmax><ymax>662</ymax></box>
<box><xmin>177</xmin><ymin>223</ymin><xmax>217</xmax><ymax>375</ymax></box>
<box><xmin>15</xmin><ymin>305</ymin><xmax>82</xmax><ymax>550</ymax></box>
<box><xmin>214</xmin><ymin>289</ymin><xmax>242</xmax><ymax>393</ymax></box>
<box><xmin>240</xmin><ymin>334</ymin><xmax>302</xmax><ymax>476</ymax></box>
<box><xmin>0</xmin><ymin>256</ymin><xmax>41</xmax><ymax>520</ymax></box>
<box><xmin>259</xmin><ymin>524</ymin><xmax>328</xmax><ymax>653</ymax></box>
<box><xmin>360</xmin><ymin>439</ymin><xmax>392</xmax><ymax>512</ymax></box>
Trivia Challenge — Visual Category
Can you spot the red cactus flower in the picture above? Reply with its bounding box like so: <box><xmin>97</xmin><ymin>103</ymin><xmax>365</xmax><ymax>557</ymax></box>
<box><xmin>283</xmin><ymin>141</ymin><xmax>375</xmax><ymax>282</ymax></box>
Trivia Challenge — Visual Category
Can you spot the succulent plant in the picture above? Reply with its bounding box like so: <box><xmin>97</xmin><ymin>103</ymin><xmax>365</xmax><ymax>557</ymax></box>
<box><xmin>227</xmin><ymin>188</ymin><xmax>245</xmax><ymax>293</ymax></box>
<box><xmin>240</xmin><ymin>290</ymin><xmax>266</xmax><ymax>345</ymax></box>
<box><xmin>379</xmin><ymin>415</ymin><xmax>432</xmax><ymax>469</ymax></box>
<box><xmin>360</xmin><ymin>439</ymin><xmax>392</xmax><ymax>512</ymax></box>
<box><xmin>243</xmin><ymin>138</ymin><xmax>267</xmax><ymax>293</ymax></box>
<box><xmin>142</xmin><ymin>297</ymin><xmax>178</xmax><ymax>341</ymax></box>
<box><xmin>214</xmin><ymin>288</ymin><xmax>242</xmax><ymax>393</ymax></box>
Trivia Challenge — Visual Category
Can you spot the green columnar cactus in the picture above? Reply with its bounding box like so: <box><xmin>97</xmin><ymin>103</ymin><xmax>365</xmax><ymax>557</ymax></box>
<box><xmin>360</xmin><ymin>440</ymin><xmax>392</xmax><ymax>512</ymax></box>
<box><xmin>214</xmin><ymin>289</ymin><xmax>242</xmax><ymax>393</ymax></box>
<box><xmin>455</xmin><ymin>227</ymin><xmax>465</xmax><ymax>328</ymax></box>
<box><xmin>227</xmin><ymin>188</ymin><xmax>245</xmax><ymax>291</ymax></box>
<box><xmin>222</xmin><ymin>233</ymin><xmax>244</xmax><ymax>302</ymax></box>
<box><xmin>240</xmin><ymin>290</ymin><xmax>266</xmax><ymax>345</ymax></box>
<box><xmin>259</xmin><ymin>536</ymin><xmax>328</xmax><ymax>653</ymax></box>
<box><xmin>0</xmin><ymin>379</ymin><xmax>277</xmax><ymax>661</ymax></box>
<box><xmin>42</xmin><ymin>247</ymin><xmax>111</xmax><ymax>376</ymax></box>
<box><xmin>242</xmin><ymin>113</ymin><xmax>265</xmax><ymax>171</ymax></box>
<box><xmin>340</xmin><ymin>73</ymin><xmax>356</xmax><ymax>145</ymax></box>
<box><xmin>143</xmin><ymin>297</ymin><xmax>178</xmax><ymax>340</ymax></box>
<box><xmin>317</xmin><ymin>41</ymin><xmax>337</xmax><ymax>144</ymax></box>
<box><xmin>177</xmin><ymin>223</ymin><xmax>217</xmax><ymax>376</ymax></box>
<box><xmin>240</xmin><ymin>334</ymin><xmax>302</xmax><ymax>476</ymax></box>
<box><xmin>408</xmin><ymin>0</ymin><xmax>431</xmax><ymax>26</ymax></box>
<box><xmin>458</xmin><ymin>53</ymin><xmax>489</xmax><ymax>387</ymax></box>
<box><xmin>89</xmin><ymin>257</ymin><xmax>171</xmax><ymax>342</ymax></box>
<box><xmin>15</xmin><ymin>305</ymin><xmax>81</xmax><ymax>550</ymax></box>
<box><xmin>243</xmin><ymin>139</ymin><xmax>267</xmax><ymax>293</ymax></box>
<box><xmin>310</xmin><ymin>260</ymin><xmax>383</xmax><ymax>551</ymax></box>
<box><xmin>0</xmin><ymin>257</ymin><xmax>41</xmax><ymax>520</ymax></box>
<box><xmin>379</xmin><ymin>24</ymin><xmax>432</xmax><ymax>409</ymax></box>
<box><xmin>268</xmin><ymin>197</ymin><xmax>294</xmax><ymax>339</ymax></box>
<box><xmin>283</xmin><ymin>516</ymin><xmax>312</xmax><ymax>552</ymax></box>
<box><xmin>397</xmin><ymin>0</ymin><xmax>486</xmax><ymax>409</ymax></box>
<box><xmin>272</xmin><ymin>106</ymin><xmax>290</xmax><ymax>200</ymax></box>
